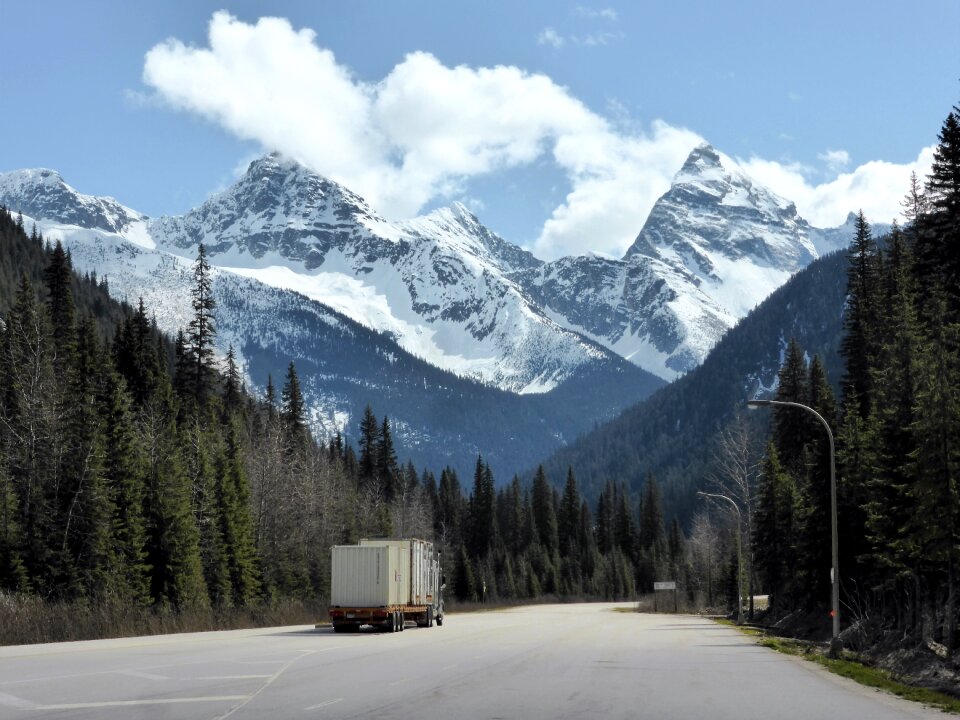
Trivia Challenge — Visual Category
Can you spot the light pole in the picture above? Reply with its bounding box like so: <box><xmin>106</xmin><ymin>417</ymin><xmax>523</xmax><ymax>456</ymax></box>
<box><xmin>698</xmin><ymin>491</ymin><xmax>744</xmax><ymax>625</ymax></box>
<box><xmin>748</xmin><ymin>398</ymin><xmax>841</xmax><ymax>657</ymax></box>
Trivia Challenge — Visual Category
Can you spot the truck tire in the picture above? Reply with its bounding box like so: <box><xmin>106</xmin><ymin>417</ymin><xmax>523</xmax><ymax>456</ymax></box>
<box><xmin>436</xmin><ymin>613</ymin><xmax>443</xmax><ymax>626</ymax></box>
<box><xmin>399</xmin><ymin>612</ymin><xmax>405</xmax><ymax>631</ymax></box>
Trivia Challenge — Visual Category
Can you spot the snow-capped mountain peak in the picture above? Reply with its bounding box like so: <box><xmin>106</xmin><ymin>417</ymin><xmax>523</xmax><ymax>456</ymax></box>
<box><xmin>0</xmin><ymin>167</ymin><xmax>143</xmax><ymax>234</ymax></box>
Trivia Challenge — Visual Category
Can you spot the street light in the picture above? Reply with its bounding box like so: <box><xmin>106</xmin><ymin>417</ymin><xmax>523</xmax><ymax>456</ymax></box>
<box><xmin>697</xmin><ymin>491</ymin><xmax>743</xmax><ymax>625</ymax></box>
<box><xmin>748</xmin><ymin>398</ymin><xmax>841</xmax><ymax>657</ymax></box>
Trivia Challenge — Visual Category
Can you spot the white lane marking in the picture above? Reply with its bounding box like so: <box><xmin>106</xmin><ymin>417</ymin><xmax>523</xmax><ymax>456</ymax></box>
<box><xmin>213</xmin><ymin>650</ymin><xmax>317</xmax><ymax>720</ymax></box>
<box><xmin>387</xmin><ymin>679</ymin><xmax>407</xmax><ymax>687</ymax></box>
<box><xmin>306</xmin><ymin>698</ymin><xmax>343</xmax><ymax>710</ymax></box>
<box><xmin>198</xmin><ymin>675</ymin><xmax>273</xmax><ymax>680</ymax></box>
<box><xmin>227</xmin><ymin>659</ymin><xmax>286</xmax><ymax>665</ymax></box>
<box><xmin>35</xmin><ymin>696</ymin><xmax>246</xmax><ymax>710</ymax></box>
<box><xmin>0</xmin><ymin>692</ymin><xmax>35</xmax><ymax>708</ymax></box>
<box><xmin>113</xmin><ymin>669</ymin><xmax>170</xmax><ymax>681</ymax></box>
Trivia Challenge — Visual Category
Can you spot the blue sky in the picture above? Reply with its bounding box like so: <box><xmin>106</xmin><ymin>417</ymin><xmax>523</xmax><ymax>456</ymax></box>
<box><xmin>1</xmin><ymin>1</ymin><xmax>957</xmax><ymax>259</ymax></box>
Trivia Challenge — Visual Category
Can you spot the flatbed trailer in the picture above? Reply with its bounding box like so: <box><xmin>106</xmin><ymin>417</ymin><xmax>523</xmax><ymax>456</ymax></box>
<box><xmin>328</xmin><ymin>538</ymin><xmax>444</xmax><ymax>633</ymax></box>
<box><xmin>328</xmin><ymin>603</ymin><xmax>440</xmax><ymax>633</ymax></box>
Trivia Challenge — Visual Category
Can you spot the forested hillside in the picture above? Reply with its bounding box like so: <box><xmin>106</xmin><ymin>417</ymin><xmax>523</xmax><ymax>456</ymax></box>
<box><xmin>536</xmin><ymin>242</ymin><xmax>849</xmax><ymax>524</ymax></box>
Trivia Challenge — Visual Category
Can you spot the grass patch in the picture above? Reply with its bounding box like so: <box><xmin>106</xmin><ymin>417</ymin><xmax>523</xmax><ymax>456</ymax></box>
<box><xmin>719</xmin><ymin>619</ymin><xmax>960</xmax><ymax>714</ymax></box>
<box><xmin>0</xmin><ymin>592</ymin><xmax>326</xmax><ymax>646</ymax></box>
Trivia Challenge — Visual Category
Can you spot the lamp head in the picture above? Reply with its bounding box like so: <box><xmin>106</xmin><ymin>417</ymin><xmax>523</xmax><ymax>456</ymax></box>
<box><xmin>747</xmin><ymin>399</ymin><xmax>771</xmax><ymax>410</ymax></box>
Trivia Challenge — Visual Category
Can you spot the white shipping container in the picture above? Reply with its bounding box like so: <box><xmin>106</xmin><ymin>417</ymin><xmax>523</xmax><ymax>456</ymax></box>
<box><xmin>337</xmin><ymin>538</ymin><xmax>436</xmax><ymax>607</ymax></box>
<box><xmin>330</xmin><ymin>544</ymin><xmax>407</xmax><ymax>607</ymax></box>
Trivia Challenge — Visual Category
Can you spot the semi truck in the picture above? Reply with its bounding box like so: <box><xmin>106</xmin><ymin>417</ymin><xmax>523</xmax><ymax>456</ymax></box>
<box><xmin>328</xmin><ymin>538</ymin><xmax>444</xmax><ymax>633</ymax></box>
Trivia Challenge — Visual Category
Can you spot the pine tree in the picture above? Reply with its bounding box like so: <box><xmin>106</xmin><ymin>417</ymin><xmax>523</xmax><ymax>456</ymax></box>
<box><xmin>638</xmin><ymin>475</ymin><xmax>667</xmax><ymax>589</ymax></box>
<box><xmin>557</xmin><ymin>467</ymin><xmax>581</xmax><ymax>558</ymax></box>
<box><xmin>280</xmin><ymin>362</ymin><xmax>308</xmax><ymax>454</ymax></box>
<box><xmin>357</xmin><ymin>405</ymin><xmax>378</xmax><ymax>483</ymax></box>
<box><xmin>98</xmin><ymin>364</ymin><xmax>150</xmax><ymax>604</ymax></box>
<box><xmin>223</xmin><ymin>345</ymin><xmax>242</xmax><ymax>415</ymax></box>
<box><xmin>186</xmin><ymin>244</ymin><xmax>217</xmax><ymax>408</ymax></box>
<box><xmin>140</xmin><ymin>379</ymin><xmax>208</xmax><ymax>609</ymax></box>
<box><xmin>795</xmin><ymin>355</ymin><xmax>838</xmax><ymax>606</ymax></box>
<box><xmin>924</xmin><ymin>106</ymin><xmax>960</xmax><ymax>312</ymax></box>
<box><xmin>467</xmin><ymin>456</ymin><xmax>496</xmax><ymax>558</ymax></box>
<box><xmin>773</xmin><ymin>338</ymin><xmax>810</xmax><ymax>473</ymax></box>
<box><xmin>531</xmin><ymin>465</ymin><xmax>559</xmax><ymax>555</ymax></box>
<box><xmin>753</xmin><ymin>445</ymin><xmax>799</xmax><ymax>611</ymax></box>
<box><xmin>595</xmin><ymin>481</ymin><xmax>615</xmax><ymax>555</ymax></box>
<box><xmin>217</xmin><ymin>421</ymin><xmax>261</xmax><ymax>606</ymax></box>
<box><xmin>0</xmin><ymin>463</ymin><xmax>28</xmax><ymax>591</ymax></box>
<box><xmin>613</xmin><ymin>484</ymin><xmax>636</xmax><ymax>559</ymax></box>
<box><xmin>863</xmin><ymin>228</ymin><xmax>920</xmax><ymax>604</ymax></box>
<box><xmin>43</xmin><ymin>240</ymin><xmax>76</xmax><ymax>371</ymax></box>
<box><xmin>376</xmin><ymin>416</ymin><xmax>399</xmax><ymax>501</ymax></box>
<box><xmin>906</xmin><ymin>294</ymin><xmax>960</xmax><ymax>649</ymax></box>
<box><xmin>436</xmin><ymin>467</ymin><xmax>462</xmax><ymax>550</ymax></box>
<box><xmin>841</xmin><ymin>212</ymin><xmax>880</xmax><ymax>419</ymax></box>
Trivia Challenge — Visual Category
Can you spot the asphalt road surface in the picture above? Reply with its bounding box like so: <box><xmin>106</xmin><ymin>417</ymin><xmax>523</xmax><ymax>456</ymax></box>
<box><xmin>0</xmin><ymin>603</ymin><xmax>945</xmax><ymax>719</ymax></box>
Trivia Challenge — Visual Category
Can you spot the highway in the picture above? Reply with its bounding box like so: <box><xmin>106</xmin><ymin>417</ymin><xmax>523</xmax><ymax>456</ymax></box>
<box><xmin>0</xmin><ymin>603</ymin><xmax>943</xmax><ymax>719</ymax></box>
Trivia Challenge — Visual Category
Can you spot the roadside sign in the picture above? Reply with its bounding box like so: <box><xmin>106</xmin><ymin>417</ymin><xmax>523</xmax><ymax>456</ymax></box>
<box><xmin>654</xmin><ymin>581</ymin><xmax>676</xmax><ymax>590</ymax></box>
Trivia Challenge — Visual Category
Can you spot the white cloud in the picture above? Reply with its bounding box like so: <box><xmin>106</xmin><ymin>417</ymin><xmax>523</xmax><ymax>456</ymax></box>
<box><xmin>142</xmin><ymin>12</ymin><xmax>933</xmax><ymax>261</ymax></box>
<box><xmin>536</xmin><ymin>27</ymin><xmax>565</xmax><ymax>48</ymax></box>
<box><xmin>577</xmin><ymin>31</ymin><xmax>621</xmax><ymax>47</ymax></box>
<box><xmin>741</xmin><ymin>146</ymin><xmax>935</xmax><ymax>228</ymax></box>
<box><xmin>818</xmin><ymin>149</ymin><xmax>850</xmax><ymax>172</ymax></box>
<box><xmin>574</xmin><ymin>6</ymin><xmax>619</xmax><ymax>21</ymax></box>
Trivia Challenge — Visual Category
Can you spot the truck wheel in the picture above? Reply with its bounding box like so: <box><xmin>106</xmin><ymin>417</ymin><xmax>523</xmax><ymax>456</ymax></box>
<box><xmin>399</xmin><ymin>612</ymin><xmax>405</xmax><ymax>631</ymax></box>
<box><xmin>435</xmin><ymin>614</ymin><xmax>443</xmax><ymax>626</ymax></box>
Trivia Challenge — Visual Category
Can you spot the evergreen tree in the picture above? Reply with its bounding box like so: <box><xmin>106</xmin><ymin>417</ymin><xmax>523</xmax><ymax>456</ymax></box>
<box><xmin>357</xmin><ymin>405</ymin><xmax>378</xmax><ymax>483</ymax></box>
<box><xmin>43</xmin><ymin>240</ymin><xmax>76</xmax><ymax>371</ymax></box>
<box><xmin>753</xmin><ymin>445</ymin><xmax>799</xmax><ymax>611</ymax></box>
<box><xmin>863</xmin><ymin>228</ymin><xmax>920</xmax><ymax>601</ymax></box>
<box><xmin>453</xmin><ymin>543</ymin><xmax>476</xmax><ymax>601</ymax></box>
<box><xmin>841</xmin><ymin>211</ymin><xmax>880</xmax><ymax>419</ymax></box>
<box><xmin>795</xmin><ymin>355</ymin><xmax>838</xmax><ymax>606</ymax></box>
<box><xmin>98</xmin><ymin>364</ymin><xmax>150</xmax><ymax>604</ymax></box>
<box><xmin>186</xmin><ymin>244</ymin><xmax>217</xmax><ymax>408</ymax></box>
<box><xmin>924</xmin><ymin>106</ymin><xmax>960</xmax><ymax>312</ymax></box>
<box><xmin>773</xmin><ymin>338</ymin><xmax>810</xmax><ymax>473</ymax></box>
<box><xmin>467</xmin><ymin>456</ymin><xmax>496</xmax><ymax>558</ymax></box>
<box><xmin>217</xmin><ymin>422</ymin><xmax>261</xmax><ymax>606</ymax></box>
<box><xmin>906</xmin><ymin>295</ymin><xmax>960</xmax><ymax>649</ymax></box>
<box><xmin>558</xmin><ymin>467</ymin><xmax>581</xmax><ymax>557</ymax></box>
<box><xmin>141</xmin><ymin>380</ymin><xmax>208</xmax><ymax>609</ymax></box>
<box><xmin>223</xmin><ymin>345</ymin><xmax>242</xmax><ymax>415</ymax></box>
<box><xmin>436</xmin><ymin>467</ymin><xmax>462</xmax><ymax>550</ymax></box>
<box><xmin>376</xmin><ymin>416</ymin><xmax>399</xmax><ymax>501</ymax></box>
<box><xmin>638</xmin><ymin>475</ymin><xmax>668</xmax><ymax>589</ymax></box>
<box><xmin>531</xmin><ymin>465</ymin><xmax>559</xmax><ymax>555</ymax></box>
<box><xmin>280</xmin><ymin>362</ymin><xmax>308</xmax><ymax>454</ymax></box>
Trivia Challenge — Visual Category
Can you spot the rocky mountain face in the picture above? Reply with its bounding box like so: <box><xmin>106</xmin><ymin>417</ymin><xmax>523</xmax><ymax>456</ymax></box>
<box><xmin>147</xmin><ymin>154</ymin><xmax>613</xmax><ymax>395</ymax></box>
<box><xmin>517</xmin><ymin>144</ymin><xmax>822</xmax><ymax>378</ymax></box>
<box><xmin>0</xmin><ymin>168</ymin><xmax>142</xmax><ymax>234</ymax></box>
<box><xmin>0</xmin><ymin>144</ymin><xmax>858</xmax><ymax>478</ymax></box>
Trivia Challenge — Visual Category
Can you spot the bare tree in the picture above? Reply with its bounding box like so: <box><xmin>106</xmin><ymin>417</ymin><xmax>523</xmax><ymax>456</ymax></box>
<box><xmin>707</xmin><ymin>412</ymin><xmax>760</xmax><ymax>617</ymax></box>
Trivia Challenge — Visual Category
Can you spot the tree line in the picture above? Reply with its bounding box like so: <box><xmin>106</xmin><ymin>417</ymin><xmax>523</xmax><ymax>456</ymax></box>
<box><xmin>1</xmin><ymin>210</ymin><xmax>729</xmax><ymax>617</ymax></box>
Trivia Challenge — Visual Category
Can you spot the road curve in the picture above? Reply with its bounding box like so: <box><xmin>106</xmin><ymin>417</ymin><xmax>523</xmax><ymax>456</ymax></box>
<box><xmin>0</xmin><ymin>603</ymin><xmax>943</xmax><ymax>719</ymax></box>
